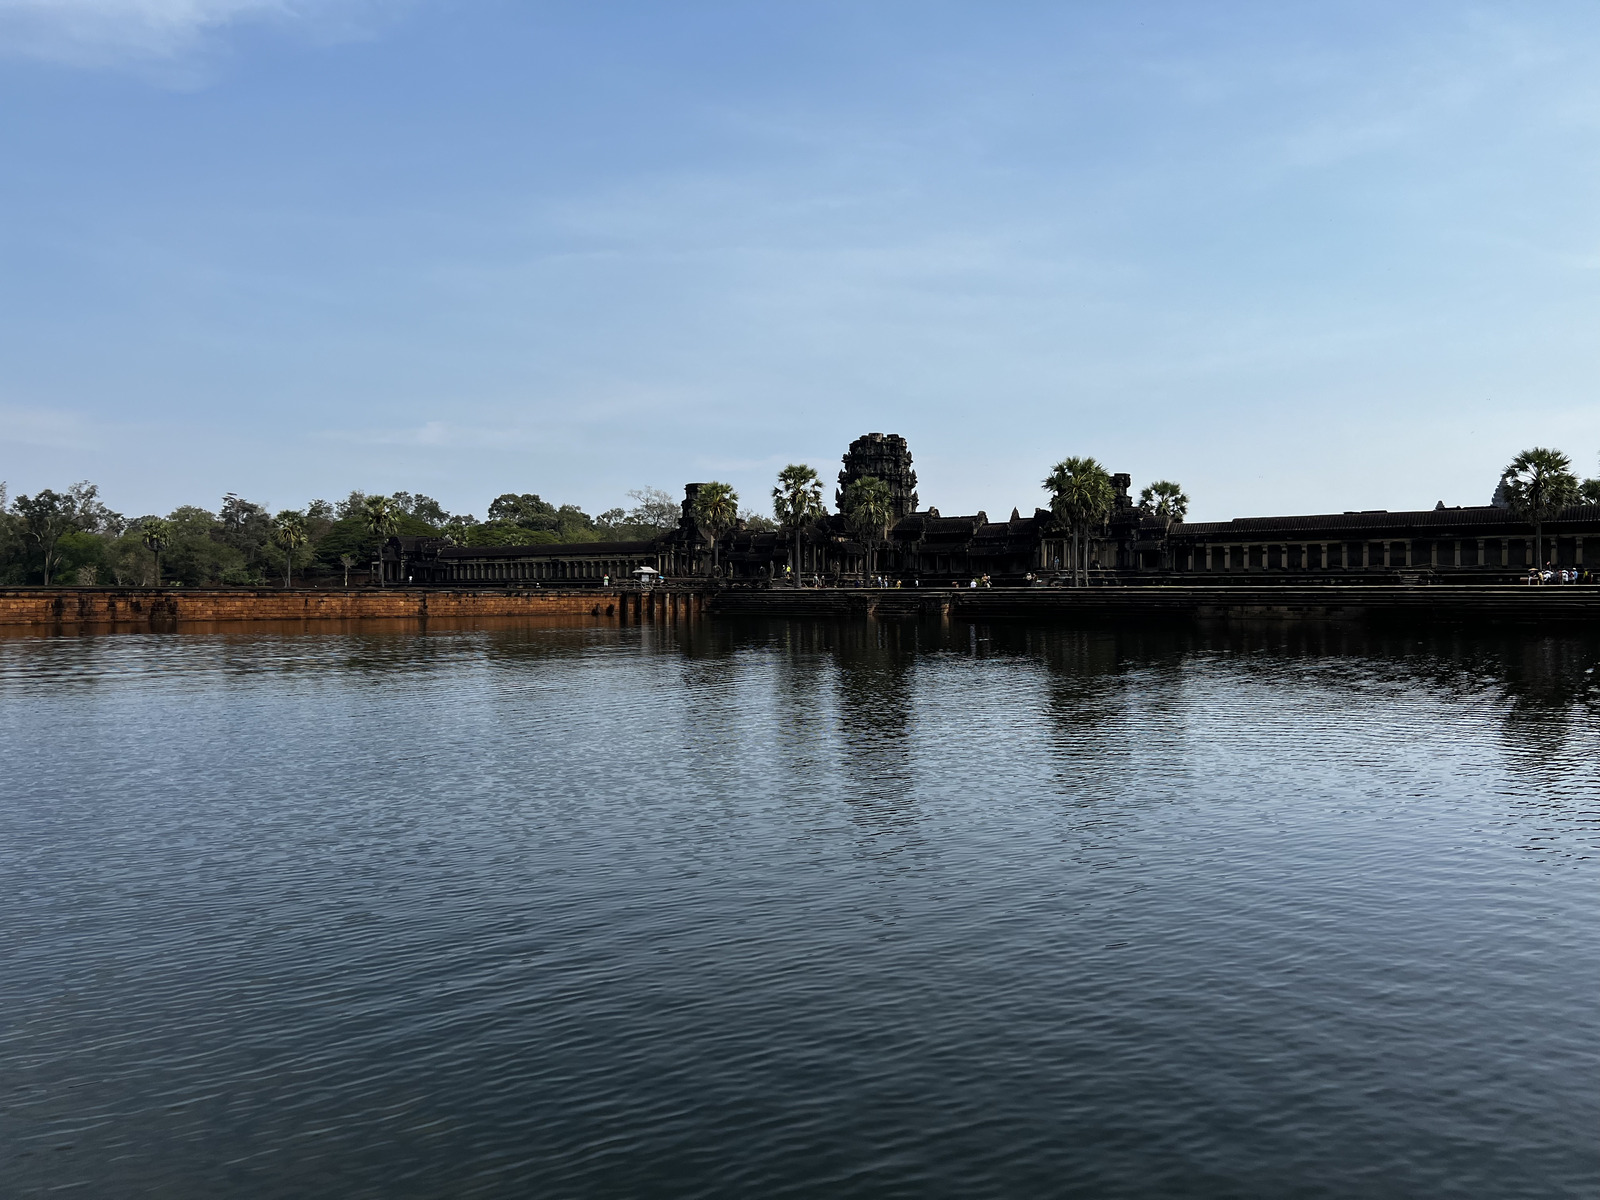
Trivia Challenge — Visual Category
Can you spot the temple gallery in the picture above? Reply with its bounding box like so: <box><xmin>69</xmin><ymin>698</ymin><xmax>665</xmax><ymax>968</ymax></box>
<box><xmin>380</xmin><ymin>434</ymin><xmax>1600</xmax><ymax>586</ymax></box>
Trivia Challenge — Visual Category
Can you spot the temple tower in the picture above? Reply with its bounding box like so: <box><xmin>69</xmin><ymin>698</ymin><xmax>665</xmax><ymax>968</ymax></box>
<box><xmin>838</xmin><ymin>432</ymin><xmax>919</xmax><ymax>520</ymax></box>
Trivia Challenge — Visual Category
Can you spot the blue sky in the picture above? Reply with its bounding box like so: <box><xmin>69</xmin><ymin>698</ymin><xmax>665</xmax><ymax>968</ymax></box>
<box><xmin>3</xmin><ymin>1</ymin><xmax>1599</xmax><ymax>522</ymax></box>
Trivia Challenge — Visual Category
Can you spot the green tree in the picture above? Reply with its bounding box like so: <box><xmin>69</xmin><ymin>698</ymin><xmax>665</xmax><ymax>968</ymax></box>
<box><xmin>1500</xmin><ymin>448</ymin><xmax>1580</xmax><ymax>569</ymax></box>
<box><xmin>13</xmin><ymin>482</ymin><xmax>112</xmax><ymax>585</ymax></box>
<box><xmin>140</xmin><ymin>517</ymin><xmax>173</xmax><ymax>586</ymax></box>
<box><xmin>216</xmin><ymin>494</ymin><xmax>274</xmax><ymax>577</ymax></box>
<box><xmin>1580</xmin><ymin>456</ymin><xmax>1600</xmax><ymax>505</ymax></box>
<box><xmin>104</xmin><ymin>528</ymin><xmax>153</xmax><ymax>586</ymax></box>
<box><xmin>841</xmin><ymin>475</ymin><xmax>894</xmax><ymax>581</ymax></box>
<box><xmin>554</xmin><ymin>504</ymin><xmax>597</xmax><ymax>542</ymax></box>
<box><xmin>487</xmin><ymin>493</ymin><xmax>558</xmax><ymax>531</ymax></box>
<box><xmin>160</xmin><ymin>507</ymin><xmax>247</xmax><ymax>585</ymax></box>
<box><xmin>692</xmin><ymin>482</ymin><xmax>739</xmax><ymax>575</ymax></box>
<box><xmin>271</xmin><ymin>511</ymin><xmax>309</xmax><ymax>588</ymax></box>
<box><xmin>773</xmin><ymin>463</ymin><xmax>827</xmax><ymax>586</ymax></box>
<box><xmin>388</xmin><ymin>492</ymin><xmax>450</xmax><ymax>527</ymax></box>
<box><xmin>361</xmin><ymin>495</ymin><xmax>397</xmax><ymax>585</ymax></box>
<box><xmin>462</xmin><ymin>522</ymin><xmax>557</xmax><ymax>548</ymax></box>
<box><xmin>1043</xmin><ymin>457</ymin><xmax>1115</xmax><ymax>587</ymax></box>
<box><xmin>1138</xmin><ymin>479</ymin><xmax>1189</xmax><ymax>569</ymax></box>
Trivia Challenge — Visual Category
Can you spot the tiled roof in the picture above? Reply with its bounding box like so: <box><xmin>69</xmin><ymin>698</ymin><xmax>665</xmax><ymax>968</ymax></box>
<box><xmin>435</xmin><ymin>540</ymin><xmax>658</xmax><ymax>559</ymax></box>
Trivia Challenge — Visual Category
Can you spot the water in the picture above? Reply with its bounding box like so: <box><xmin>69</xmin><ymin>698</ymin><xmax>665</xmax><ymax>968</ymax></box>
<box><xmin>3</xmin><ymin>616</ymin><xmax>1599</xmax><ymax>1198</ymax></box>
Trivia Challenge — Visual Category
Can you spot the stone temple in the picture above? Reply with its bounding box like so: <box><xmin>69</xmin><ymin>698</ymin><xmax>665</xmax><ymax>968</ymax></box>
<box><xmin>381</xmin><ymin>433</ymin><xmax>1600</xmax><ymax>585</ymax></box>
<box><xmin>837</xmin><ymin>433</ymin><xmax>918</xmax><ymax>521</ymax></box>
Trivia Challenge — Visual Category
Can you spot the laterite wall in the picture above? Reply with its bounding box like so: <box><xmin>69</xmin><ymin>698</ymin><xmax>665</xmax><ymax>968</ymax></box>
<box><xmin>0</xmin><ymin>588</ymin><xmax>703</xmax><ymax>627</ymax></box>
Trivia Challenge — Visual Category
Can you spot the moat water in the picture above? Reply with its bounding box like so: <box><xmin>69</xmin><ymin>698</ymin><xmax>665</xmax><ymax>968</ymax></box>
<box><xmin>4</xmin><ymin>617</ymin><xmax>1600</xmax><ymax>1198</ymax></box>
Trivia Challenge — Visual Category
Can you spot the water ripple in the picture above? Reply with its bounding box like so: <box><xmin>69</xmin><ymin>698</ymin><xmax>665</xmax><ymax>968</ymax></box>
<box><xmin>2</xmin><ymin>619</ymin><xmax>1599</xmax><ymax>1197</ymax></box>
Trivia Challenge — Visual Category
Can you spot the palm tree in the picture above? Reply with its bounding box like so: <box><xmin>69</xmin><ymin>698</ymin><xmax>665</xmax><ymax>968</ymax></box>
<box><xmin>772</xmin><ymin>464</ymin><xmax>827</xmax><ymax>586</ymax></box>
<box><xmin>1138</xmin><ymin>480</ymin><xmax>1189</xmax><ymax>569</ymax></box>
<box><xmin>692</xmin><ymin>482</ymin><xmax>739</xmax><ymax>575</ymax></box>
<box><xmin>140</xmin><ymin>517</ymin><xmax>172</xmax><ymax>587</ymax></box>
<box><xmin>1581</xmin><ymin>456</ymin><xmax>1600</xmax><ymax>505</ymax></box>
<box><xmin>1500</xmin><ymin>448</ymin><xmax>1580</xmax><ymax>570</ymax></box>
<box><xmin>1043</xmin><ymin>457</ymin><xmax>1114</xmax><ymax>587</ymax></box>
<box><xmin>361</xmin><ymin>494</ymin><xmax>397</xmax><ymax>586</ymax></box>
<box><xmin>841</xmin><ymin>476</ymin><xmax>894</xmax><ymax>581</ymax></box>
<box><xmin>271</xmin><ymin>511</ymin><xmax>308</xmax><ymax>588</ymax></box>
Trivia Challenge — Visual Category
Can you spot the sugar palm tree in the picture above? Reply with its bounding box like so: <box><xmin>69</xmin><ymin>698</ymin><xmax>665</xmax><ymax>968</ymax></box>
<box><xmin>1043</xmin><ymin>457</ymin><xmax>1114</xmax><ymax>587</ymax></box>
<box><xmin>271</xmin><ymin>511</ymin><xmax>308</xmax><ymax>588</ymax></box>
<box><xmin>1138</xmin><ymin>479</ymin><xmax>1189</xmax><ymax>569</ymax></box>
<box><xmin>361</xmin><ymin>494</ymin><xmax>397</xmax><ymax>586</ymax></box>
<box><xmin>841</xmin><ymin>475</ymin><xmax>894</xmax><ymax>581</ymax></box>
<box><xmin>772</xmin><ymin>464</ymin><xmax>827</xmax><ymax>586</ymax></box>
<box><xmin>1580</xmin><ymin>456</ymin><xmax>1600</xmax><ymax>505</ymax></box>
<box><xmin>140</xmin><ymin>517</ymin><xmax>172</xmax><ymax>587</ymax></box>
<box><xmin>692</xmin><ymin>482</ymin><xmax>739</xmax><ymax>575</ymax></box>
<box><xmin>1500</xmin><ymin>448</ymin><xmax>1580</xmax><ymax>570</ymax></box>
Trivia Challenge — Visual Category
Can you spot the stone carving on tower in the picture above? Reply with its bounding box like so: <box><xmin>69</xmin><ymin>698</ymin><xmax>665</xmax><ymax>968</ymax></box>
<box><xmin>837</xmin><ymin>432</ymin><xmax>919</xmax><ymax>521</ymax></box>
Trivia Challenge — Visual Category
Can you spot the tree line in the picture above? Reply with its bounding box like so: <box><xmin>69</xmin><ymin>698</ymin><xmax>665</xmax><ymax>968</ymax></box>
<box><xmin>6</xmin><ymin>447</ymin><xmax>1592</xmax><ymax>587</ymax></box>
<box><xmin>0</xmin><ymin>484</ymin><xmax>739</xmax><ymax>587</ymax></box>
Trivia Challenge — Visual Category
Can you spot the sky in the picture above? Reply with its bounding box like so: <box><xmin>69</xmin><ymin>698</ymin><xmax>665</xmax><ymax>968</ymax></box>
<box><xmin>2</xmin><ymin>1</ymin><xmax>1599</xmax><ymax>523</ymax></box>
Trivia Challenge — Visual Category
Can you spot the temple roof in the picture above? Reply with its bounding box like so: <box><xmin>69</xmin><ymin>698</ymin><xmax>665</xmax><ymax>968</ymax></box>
<box><xmin>1179</xmin><ymin>503</ymin><xmax>1600</xmax><ymax>537</ymax></box>
<box><xmin>425</xmin><ymin>539</ymin><xmax>658</xmax><ymax>559</ymax></box>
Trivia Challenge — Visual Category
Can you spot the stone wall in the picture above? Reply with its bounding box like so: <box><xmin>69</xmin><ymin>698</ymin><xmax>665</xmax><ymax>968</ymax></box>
<box><xmin>0</xmin><ymin>588</ymin><xmax>709</xmax><ymax>627</ymax></box>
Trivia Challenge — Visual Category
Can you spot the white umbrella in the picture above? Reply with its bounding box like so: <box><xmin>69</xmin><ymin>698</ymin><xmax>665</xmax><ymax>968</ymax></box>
<box><xmin>632</xmin><ymin>566</ymin><xmax>660</xmax><ymax>576</ymax></box>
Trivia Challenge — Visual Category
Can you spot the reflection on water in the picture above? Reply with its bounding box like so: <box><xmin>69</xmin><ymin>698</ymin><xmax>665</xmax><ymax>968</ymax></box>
<box><xmin>3</xmin><ymin>616</ymin><xmax>1600</xmax><ymax>1198</ymax></box>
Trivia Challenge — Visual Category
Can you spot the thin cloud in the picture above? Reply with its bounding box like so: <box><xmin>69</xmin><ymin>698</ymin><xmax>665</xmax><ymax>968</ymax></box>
<box><xmin>0</xmin><ymin>0</ymin><xmax>395</xmax><ymax>68</ymax></box>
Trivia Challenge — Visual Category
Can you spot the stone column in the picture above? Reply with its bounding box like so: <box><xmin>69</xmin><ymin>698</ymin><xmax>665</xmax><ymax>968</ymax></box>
<box><xmin>1577</xmin><ymin>537</ymin><xmax>1585</xmax><ymax>567</ymax></box>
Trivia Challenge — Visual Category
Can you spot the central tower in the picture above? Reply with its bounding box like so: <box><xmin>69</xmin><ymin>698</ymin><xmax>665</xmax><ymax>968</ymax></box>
<box><xmin>838</xmin><ymin>432</ymin><xmax>919</xmax><ymax>521</ymax></box>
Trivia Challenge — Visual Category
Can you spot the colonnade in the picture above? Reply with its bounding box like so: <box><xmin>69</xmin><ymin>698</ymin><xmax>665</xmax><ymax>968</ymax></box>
<box><xmin>445</xmin><ymin>558</ymin><xmax>657</xmax><ymax>583</ymax></box>
<box><xmin>1177</xmin><ymin>536</ymin><xmax>1583</xmax><ymax>572</ymax></box>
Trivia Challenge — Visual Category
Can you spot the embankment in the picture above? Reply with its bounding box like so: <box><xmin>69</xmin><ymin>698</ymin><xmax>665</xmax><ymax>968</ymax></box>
<box><xmin>5</xmin><ymin>584</ymin><xmax>1596</xmax><ymax>630</ymax></box>
<box><xmin>0</xmin><ymin>587</ymin><xmax>705</xmax><ymax>628</ymax></box>
<box><xmin>708</xmin><ymin>585</ymin><xmax>1600</xmax><ymax>626</ymax></box>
